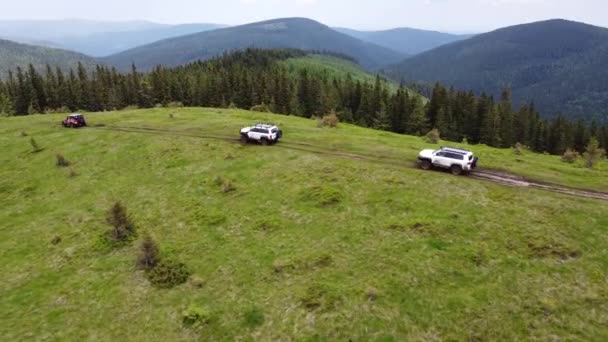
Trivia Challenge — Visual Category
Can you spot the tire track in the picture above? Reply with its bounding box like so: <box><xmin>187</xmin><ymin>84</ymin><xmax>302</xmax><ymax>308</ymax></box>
<box><xmin>91</xmin><ymin>124</ymin><xmax>608</xmax><ymax>201</ymax></box>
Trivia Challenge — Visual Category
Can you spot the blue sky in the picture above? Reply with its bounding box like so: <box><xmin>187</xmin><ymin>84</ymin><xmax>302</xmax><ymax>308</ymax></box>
<box><xmin>1</xmin><ymin>0</ymin><xmax>606</xmax><ymax>32</ymax></box>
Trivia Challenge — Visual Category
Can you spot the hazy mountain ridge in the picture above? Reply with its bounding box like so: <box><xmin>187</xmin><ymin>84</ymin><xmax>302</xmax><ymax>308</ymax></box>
<box><xmin>0</xmin><ymin>20</ymin><xmax>226</xmax><ymax>57</ymax></box>
<box><xmin>387</xmin><ymin>19</ymin><xmax>608</xmax><ymax>119</ymax></box>
<box><xmin>335</xmin><ymin>27</ymin><xmax>473</xmax><ymax>55</ymax></box>
<box><xmin>102</xmin><ymin>18</ymin><xmax>407</xmax><ymax>71</ymax></box>
<box><xmin>0</xmin><ymin>39</ymin><xmax>97</xmax><ymax>79</ymax></box>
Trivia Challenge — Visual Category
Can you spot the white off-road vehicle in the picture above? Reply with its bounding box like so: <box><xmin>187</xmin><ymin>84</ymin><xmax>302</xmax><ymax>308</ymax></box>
<box><xmin>240</xmin><ymin>124</ymin><xmax>283</xmax><ymax>145</ymax></box>
<box><xmin>418</xmin><ymin>146</ymin><xmax>478</xmax><ymax>175</ymax></box>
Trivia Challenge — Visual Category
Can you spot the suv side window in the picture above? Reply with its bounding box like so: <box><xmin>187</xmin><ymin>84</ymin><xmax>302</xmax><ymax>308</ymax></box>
<box><xmin>446</xmin><ymin>153</ymin><xmax>463</xmax><ymax>160</ymax></box>
<box><xmin>261</xmin><ymin>129</ymin><xmax>269</xmax><ymax>134</ymax></box>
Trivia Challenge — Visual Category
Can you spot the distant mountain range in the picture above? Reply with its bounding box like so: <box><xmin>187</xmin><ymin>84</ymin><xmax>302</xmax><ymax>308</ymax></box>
<box><xmin>0</xmin><ymin>39</ymin><xmax>97</xmax><ymax>79</ymax></box>
<box><xmin>2</xmin><ymin>17</ymin><xmax>608</xmax><ymax>120</ymax></box>
<box><xmin>102</xmin><ymin>18</ymin><xmax>407</xmax><ymax>71</ymax></box>
<box><xmin>0</xmin><ymin>20</ymin><xmax>225</xmax><ymax>56</ymax></box>
<box><xmin>388</xmin><ymin>19</ymin><xmax>608</xmax><ymax>119</ymax></box>
<box><xmin>335</xmin><ymin>27</ymin><xmax>473</xmax><ymax>55</ymax></box>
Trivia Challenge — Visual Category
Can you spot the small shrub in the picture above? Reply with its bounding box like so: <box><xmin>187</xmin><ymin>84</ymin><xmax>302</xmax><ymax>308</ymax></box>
<box><xmin>68</xmin><ymin>168</ymin><xmax>78</xmax><ymax>178</ymax></box>
<box><xmin>583</xmin><ymin>137</ymin><xmax>606</xmax><ymax>168</ymax></box>
<box><xmin>302</xmin><ymin>185</ymin><xmax>342</xmax><ymax>206</ymax></box>
<box><xmin>300</xmin><ymin>284</ymin><xmax>340</xmax><ymax>311</ymax></box>
<box><xmin>56</xmin><ymin>153</ymin><xmax>70</xmax><ymax>167</ymax></box>
<box><xmin>105</xmin><ymin>202</ymin><xmax>135</xmax><ymax>241</ymax></box>
<box><xmin>213</xmin><ymin>175</ymin><xmax>223</xmax><ymax>186</ymax></box>
<box><xmin>182</xmin><ymin>305</ymin><xmax>211</xmax><ymax>328</ymax></box>
<box><xmin>228</xmin><ymin>102</ymin><xmax>238</xmax><ymax>109</ymax></box>
<box><xmin>21</xmin><ymin>131</ymin><xmax>28</xmax><ymax>137</ymax></box>
<box><xmin>146</xmin><ymin>259</ymin><xmax>191</xmax><ymax>288</ymax></box>
<box><xmin>250</xmin><ymin>103</ymin><xmax>271</xmax><ymax>113</ymax></box>
<box><xmin>30</xmin><ymin>137</ymin><xmax>43</xmax><ymax>153</ymax></box>
<box><xmin>561</xmin><ymin>148</ymin><xmax>579</xmax><ymax>163</ymax></box>
<box><xmin>189</xmin><ymin>276</ymin><xmax>206</xmax><ymax>288</ymax></box>
<box><xmin>366</xmin><ymin>287</ymin><xmax>379</xmax><ymax>301</ymax></box>
<box><xmin>424</xmin><ymin>128</ymin><xmax>440</xmax><ymax>144</ymax></box>
<box><xmin>222</xmin><ymin>180</ymin><xmax>236</xmax><ymax>193</ymax></box>
<box><xmin>319</xmin><ymin>111</ymin><xmax>339</xmax><ymax>128</ymax></box>
<box><xmin>136</xmin><ymin>235</ymin><xmax>160</xmax><ymax>271</ymax></box>
<box><xmin>168</xmin><ymin>113</ymin><xmax>174</xmax><ymax>119</ymax></box>
<box><xmin>224</xmin><ymin>153</ymin><xmax>234</xmax><ymax>160</ymax></box>
<box><xmin>243</xmin><ymin>306</ymin><xmax>265</xmax><ymax>328</ymax></box>
<box><xmin>50</xmin><ymin>235</ymin><xmax>62</xmax><ymax>245</ymax></box>
<box><xmin>512</xmin><ymin>142</ymin><xmax>526</xmax><ymax>155</ymax></box>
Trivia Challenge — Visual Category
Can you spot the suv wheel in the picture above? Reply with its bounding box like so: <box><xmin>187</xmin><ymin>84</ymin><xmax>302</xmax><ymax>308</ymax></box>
<box><xmin>420</xmin><ymin>160</ymin><xmax>432</xmax><ymax>170</ymax></box>
<box><xmin>450</xmin><ymin>165</ymin><xmax>463</xmax><ymax>175</ymax></box>
<box><xmin>260</xmin><ymin>138</ymin><xmax>269</xmax><ymax>146</ymax></box>
<box><xmin>240</xmin><ymin>134</ymin><xmax>248</xmax><ymax>143</ymax></box>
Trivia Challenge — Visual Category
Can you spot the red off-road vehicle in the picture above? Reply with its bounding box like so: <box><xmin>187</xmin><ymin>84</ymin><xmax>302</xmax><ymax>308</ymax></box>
<box><xmin>62</xmin><ymin>114</ymin><xmax>87</xmax><ymax>128</ymax></box>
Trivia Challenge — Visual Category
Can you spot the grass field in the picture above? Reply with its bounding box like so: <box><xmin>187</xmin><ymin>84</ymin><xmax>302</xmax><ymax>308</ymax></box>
<box><xmin>1</xmin><ymin>108</ymin><xmax>607</xmax><ymax>340</ymax></box>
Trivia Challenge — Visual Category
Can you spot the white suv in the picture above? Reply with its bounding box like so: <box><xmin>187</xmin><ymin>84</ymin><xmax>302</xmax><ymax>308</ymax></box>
<box><xmin>240</xmin><ymin>124</ymin><xmax>283</xmax><ymax>145</ymax></box>
<box><xmin>418</xmin><ymin>146</ymin><xmax>478</xmax><ymax>175</ymax></box>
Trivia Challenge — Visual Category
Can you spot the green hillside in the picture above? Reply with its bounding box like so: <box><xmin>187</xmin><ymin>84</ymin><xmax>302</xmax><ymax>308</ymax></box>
<box><xmin>102</xmin><ymin>18</ymin><xmax>406</xmax><ymax>72</ymax></box>
<box><xmin>0</xmin><ymin>39</ymin><xmax>98</xmax><ymax>79</ymax></box>
<box><xmin>281</xmin><ymin>54</ymin><xmax>405</xmax><ymax>93</ymax></box>
<box><xmin>387</xmin><ymin>19</ymin><xmax>608</xmax><ymax>120</ymax></box>
<box><xmin>1</xmin><ymin>108</ymin><xmax>607</xmax><ymax>340</ymax></box>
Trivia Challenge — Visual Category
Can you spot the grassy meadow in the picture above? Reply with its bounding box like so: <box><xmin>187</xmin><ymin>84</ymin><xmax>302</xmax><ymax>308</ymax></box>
<box><xmin>1</xmin><ymin>107</ymin><xmax>607</xmax><ymax>340</ymax></box>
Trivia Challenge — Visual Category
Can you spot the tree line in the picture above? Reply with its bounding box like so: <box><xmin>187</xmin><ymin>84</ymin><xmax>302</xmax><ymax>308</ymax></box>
<box><xmin>0</xmin><ymin>48</ymin><xmax>606</xmax><ymax>155</ymax></box>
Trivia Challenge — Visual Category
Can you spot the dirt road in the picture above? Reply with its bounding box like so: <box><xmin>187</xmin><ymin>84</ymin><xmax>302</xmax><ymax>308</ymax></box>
<box><xmin>93</xmin><ymin>124</ymin><xmax>608</xmax><ymax>201</ymax></box>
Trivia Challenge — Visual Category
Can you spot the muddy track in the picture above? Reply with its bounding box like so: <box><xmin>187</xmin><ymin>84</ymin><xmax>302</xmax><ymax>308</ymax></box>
<box><xmin>92</xmin><ymin>125</ymin><xmax>608</xmax><ymax>201</ymax></box>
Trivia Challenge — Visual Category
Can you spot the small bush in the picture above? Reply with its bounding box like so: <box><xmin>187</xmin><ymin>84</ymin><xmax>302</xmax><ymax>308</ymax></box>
<box><xmin>561</xmin><ymin>148</ymin><xmax>579</xmax><ymax>163</ymax></box>
<box><xmin>50</xmin><ymin>236</ymin><xmax>62</xmax><ymax>245</ymax></box>
<box><xmin>512</xmin><ymin>142</ymin><xmax>526</xmax><ymax>155</ymax></box>
<box><xmin>168</xmin><ymin>113</ymin><xmax>174</xmax><ymax>119</ymax></box>
<box><xmin>68</xmin><ymin>168</ymin><xmax>78</xmax><ymax>178</ymax></box>
<box><xmin>250</xmin><ymin>103</ymin><xmax>271</xmax><ymax>113</ymax></box>
<box><xmin>56</xmin><ymin>154</ymin><xmax>70</xmax><ymax>167</ymax></box>
<box><xmin>189</xmin><ymin>276</ymin><xmax>206</xmax><ymax>288</ymax></box>
<box><xmin>424</xmin><ymin>128</ymin><xmax>440</xmax><ymax>144</ymax></box>
<box><xmin>302</xmin><ymin>185</ymin><xmax>342</xmax><ymax>206</ymax></box>
<box><xmin>213</xmin><ymin>175</ymin><xmax>223</xmax><ymax>186</ymax></box>
<box><xmin>182</xmin><ymin>305</ymin><xmax>211</xmax><ymax>328</ymax></box>
<box><xmin>228</xmin><ymin>102</ymin><xmax>238</xmax><ymax>109</ymax></box>
<box><xmin>319</xmin><ymin>111</ymin><xmax>339</xmax><ymax>128</ymax></box>
<box><xmin>105</xmin><ymin>202</ymin><xmax>135</xmax><ymax>241</ymax></box>
<box><xmin>224</xmin><ymin>153</ymin><xmax>234</xmax><ymax>160</ymax></box>
<box><xmin>146</xmin><ymin>259</ymin><xmax>191</xmax><ymax>288</ymax></box>
<box><xmin>366</xmin><ymin>287</ymin><xmax>379</xmax><ymax>301</ymax></box>
<box><xmin>21</xmin><ymin>131</ymin><xmax>28</xmax><ymax>137</ymax></box>
<box><xmin>583</xmin><ymin>137</ymin><xmax>606</xmax><ymax>168</ymax></box>
<box><xmin>243</xmin><ymin>306</ymin><xmax>265</xmax><ymax>328</ymax></box>
<box><xmin>30</xmin><ymin>137</ymin><xmax>43</xmax><ymax>153</ymax></box>
<box><xmin>222</xmin><ymin>180</ymin><xmax>236</xmax><ymax>193</ymax></box>
<box><xmin>136</xmin><ymin>235</ymin><xmax>160</xmax><ymax>271</ymax></box>
<box><xmin>300</xmin><ymin>284</ymin><xmax>340</xmax><ymax>311</ymax></box>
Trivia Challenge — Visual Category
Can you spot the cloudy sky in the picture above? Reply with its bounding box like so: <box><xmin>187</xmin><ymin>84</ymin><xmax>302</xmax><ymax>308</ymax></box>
<box><xmin>1</xmin><ymin>0</ymin><xmax>606</xmax><ymax>32</ymax></box>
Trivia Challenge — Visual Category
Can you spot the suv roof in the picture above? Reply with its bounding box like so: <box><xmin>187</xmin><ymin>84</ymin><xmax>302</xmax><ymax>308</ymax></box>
<box><xmin>253</xmin><ymin>123</ymin><xmax>278</xmax><ymax>129</ymax></box>
<box><xmin>440</xmin><ymin>146</ymin><xmax>473</xmax><ymax>155</ymax></box>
